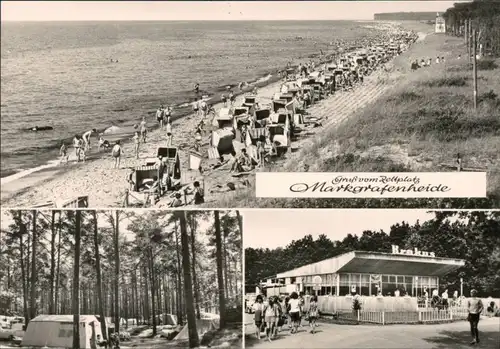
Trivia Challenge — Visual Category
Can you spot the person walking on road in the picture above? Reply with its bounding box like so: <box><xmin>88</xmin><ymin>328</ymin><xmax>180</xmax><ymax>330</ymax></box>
<box><xmin>288</xmin><ymin>292</ymin><xmax>302</xmax><ymax>334</ymax></box>
<box><xmin>467</xmin><ymin>289</ymin><xmax>484</xmax><ymax>345</ymax></box>
<box><xmin>308</xmin><ymin>295</ymin><xmax>319</xmax><ymax>334</ymax></box>
<box><xmin>263</xmin><ymin>297</ymin><xmax>280</xmax><ymax>342</ymax></box>
<box><xmin>253</xmin><ymin>295</ymin><xmax>264</xmax><ymax>340</ymax></box>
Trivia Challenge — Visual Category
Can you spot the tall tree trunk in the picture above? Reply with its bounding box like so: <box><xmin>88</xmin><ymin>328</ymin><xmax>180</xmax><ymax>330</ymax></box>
<box><xmin>49</xmin><ymin>210</ymin><xmax>57</xmax><ymax>314</ymax></box>
<box><xmin>93</xmin><ymin>211</ymin><xmax>108</xmax><ymax>341</ymax></box>
<box><xmin>149</xmin><ymin>248</ymin><xmax>157</xmax><ymax>336</ymax></box>
<box><xmin>113</xmin><ymin>211</ymin><xmax>121</xmax><ymax>334</ymax></box>
<box><xmin>30</xmin><ymin>210</ymin><xmax>38</xmax><ymax>320</ymax></box>
<box><xmin>174</xmin><ymin>224</ymin><xmax>183</xmax><ymax>326</ymax></box>
<box><xmin>188</xmin><ymin>215</ymin><xmax>201</xmax><ymax>320</ymax></box>
<box><xmin>18</xmin><ymin>212</ymin><xmax>29</xmax><ymax>327</ymax></box>
<box><xmin>72</xmin><ymin>211</ymin><xmax>82</xmax><ymax>349</ymax></box>
<box><xmin>223</xmin><ymin>233</ymin><xmax>229</xmax><ymax>299</ymax></box>
<box><xmin>55</xmin><ymin>212</ymin><xmax>62</xmax><ymax>315</ymax></box>
<box><xmin>178</xmin><ymin>211</ymin><xmax>199</xmax><ymax>348</ymax></box>
<box><xmin>214</xmin><ymin>211</ymin><xmax>226</xmax><ymax>328</ymax></box>
<box><xmin>143</xmin><ymin>265</ymin><xmax>150</xmax><ymax>323</ymax></box>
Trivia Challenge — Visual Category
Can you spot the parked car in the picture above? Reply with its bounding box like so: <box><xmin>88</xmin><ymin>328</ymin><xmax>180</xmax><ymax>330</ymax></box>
<box><xmin>0</xmin><ymin>324</ymin><xmax>23</xmax><ymax>341</ymax></box>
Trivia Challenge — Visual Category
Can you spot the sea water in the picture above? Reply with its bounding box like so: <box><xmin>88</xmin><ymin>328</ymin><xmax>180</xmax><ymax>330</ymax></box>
<box><xmin>1</xmin><ymin>20</ymin><xmax>380</xmax><ymax>178</ymax></box>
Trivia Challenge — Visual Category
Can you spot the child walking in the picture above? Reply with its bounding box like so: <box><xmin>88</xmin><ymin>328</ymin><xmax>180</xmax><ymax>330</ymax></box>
<box><xmin>308</xmin><ymin>296</ymin><xmax>319</xmax><ymax>334</ymax></box>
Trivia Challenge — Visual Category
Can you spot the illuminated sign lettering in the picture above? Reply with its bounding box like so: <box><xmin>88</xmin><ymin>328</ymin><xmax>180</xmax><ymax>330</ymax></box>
<box><xmin>391</xmin><ymin>245</ymin><xmax>435</xmax><ymax>257</ymax></box>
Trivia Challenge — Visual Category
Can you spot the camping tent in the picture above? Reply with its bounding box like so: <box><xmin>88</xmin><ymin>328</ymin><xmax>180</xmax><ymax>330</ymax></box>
<box><xmin>22</xmin><ymin>315</ymin><xmax>103</xmax><ymax>349</ymax></box>
<box><xmin>174</xmin><ymin>318</ymin><xmax>219</xmax><ymax>341</ymax></box>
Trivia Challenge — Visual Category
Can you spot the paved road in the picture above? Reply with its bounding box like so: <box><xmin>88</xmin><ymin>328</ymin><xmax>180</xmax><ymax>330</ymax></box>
<box><xmin>244</xmin><ymin>313</ymin><xmax>500</xmax><ymax>349</ymax></box>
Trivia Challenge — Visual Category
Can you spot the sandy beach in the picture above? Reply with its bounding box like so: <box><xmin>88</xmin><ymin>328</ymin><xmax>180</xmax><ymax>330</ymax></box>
<box><xmin>1</xmin><ymin>22</ymin><xmax>428</xmax><ymax>208</ymax></box>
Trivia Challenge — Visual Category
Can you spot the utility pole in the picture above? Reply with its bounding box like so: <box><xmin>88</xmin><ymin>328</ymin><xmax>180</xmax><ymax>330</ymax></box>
<box><xmin>472</xmin><ymin>28</ymin><xmax>478</xmax><ymax>109</ymax></box>
<box><xmin>465</xmin><ymin>19</ymin><xmax>470</xmax><ymax>61</ymax></box>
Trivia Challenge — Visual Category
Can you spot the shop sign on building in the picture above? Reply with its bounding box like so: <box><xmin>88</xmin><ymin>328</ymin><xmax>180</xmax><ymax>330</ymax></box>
<box><xmin>391</xmin><ymin>244</ymin><xmax>436</xmax><ymax>257</ymax></box>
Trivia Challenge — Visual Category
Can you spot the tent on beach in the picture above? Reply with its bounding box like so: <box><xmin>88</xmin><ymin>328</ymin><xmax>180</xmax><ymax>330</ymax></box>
<box><xmin>22</xmin><ymin>315</ymin><xmax>103</xmax><ymax>349</ymax></box>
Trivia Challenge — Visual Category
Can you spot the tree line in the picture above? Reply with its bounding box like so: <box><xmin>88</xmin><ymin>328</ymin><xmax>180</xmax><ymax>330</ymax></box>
<box><xmin>0</xmin><ymin>210</ymin><xmax>242</xmax><ymax>348</ymax></box>
<box><xmin>245</xmin><ymin>211</ymin><xmax>500</xmax><ymax>297</ymax></box>
<box><xmin>443</xmin><ymin>0</ymin><xmax>500</xmax><ymax>56</ymax></box>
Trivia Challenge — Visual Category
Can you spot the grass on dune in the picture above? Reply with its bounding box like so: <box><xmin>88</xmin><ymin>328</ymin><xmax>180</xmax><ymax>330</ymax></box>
<box><xmin>214</xmin><ymin>35</ymin><xmax>500</xmax><ymax>209</ymax></box>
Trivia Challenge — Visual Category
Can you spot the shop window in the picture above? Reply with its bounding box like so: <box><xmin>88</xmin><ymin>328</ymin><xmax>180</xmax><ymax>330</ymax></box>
<box><xmin>351</xmin><ymin>274</ymin><xmax>360</xmax><ymax>283</ymax></box>
<box><xmin>339</xmin><ymin>274</ymin><xmax>349</xmax><ymax>285</ymax></box>
<box><xmin>339</xmin><ymin>286</ymin><xmax>351</xmax><ymax>296</ymax></box>
<box><xmin>360</xmin><ymin>274</ymin><xmax>370</xmax><ymax>283</ymax></box>
<box><xmin>360</xmin><ymin>284</ymin><xmax>370</xmax><ymax>296</ymax></box>
<box><xmin>382</xmin><ymin>275</ymin><xmax>389</xmax><ymax>282</ymax></box>
<box><xmin>389</xmin><ymin>275</ymin><xmax>396</xmax><ymax>283</ymax></box>
<box><xmin>291</xmin><ymin>277</ymin><xmax>296</xmax><ymax>284</ymax></box>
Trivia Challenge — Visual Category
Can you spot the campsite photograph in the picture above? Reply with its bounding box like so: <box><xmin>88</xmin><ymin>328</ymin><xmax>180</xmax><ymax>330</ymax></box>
<box><xmin>1</xmin><ymin>1</ymin><xmax>499</xmax><ymax>209</ymax></box>
<box><xmin>0</xmin><ymin>209</ymin><xmax>243</xmax><ymax>348</ymax></box>
<box><xmin>243</xmin><ymin>209</ymin><xmax>500</xmax><ymax>348</ymax></box>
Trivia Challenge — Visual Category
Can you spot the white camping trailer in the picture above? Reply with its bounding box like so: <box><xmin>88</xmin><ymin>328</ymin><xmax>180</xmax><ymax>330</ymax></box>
<box><xmin>22</xmin><ymin>315</ymin><xmax>103</xmax><ymax>349</ymax></box>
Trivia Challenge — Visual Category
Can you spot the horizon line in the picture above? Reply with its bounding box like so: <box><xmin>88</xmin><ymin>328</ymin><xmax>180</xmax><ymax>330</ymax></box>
<box><xmin>1</xmin><ymin>18</ymin><xmax>381</xmax><ymax>23</ymax></box>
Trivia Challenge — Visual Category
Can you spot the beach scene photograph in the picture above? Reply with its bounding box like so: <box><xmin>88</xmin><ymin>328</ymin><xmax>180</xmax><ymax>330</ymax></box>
<box><xmin>243</xmin><ymin>209</ymin><xmax>500</xmax><ymax>348</ymax></box>
<box><xmin>1</xmin><ymin>1</ymin><xmax>499</xmax><ymax>209</ymax></box>
<box><xmin>0</xmin><ymin>209</ymin><xmax>243</xmax><ymax>348</ymax></box>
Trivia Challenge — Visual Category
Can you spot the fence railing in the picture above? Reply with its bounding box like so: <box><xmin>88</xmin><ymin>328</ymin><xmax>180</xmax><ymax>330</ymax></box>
<box><xmin>307</xmin><ymin>296</ymin><xmax>500</xmax><ymax>316</ymax></box>
<box><xmin>335</xmin><ymin>308</ymin><xmax>470</xmax><ymax>325</ymax></box>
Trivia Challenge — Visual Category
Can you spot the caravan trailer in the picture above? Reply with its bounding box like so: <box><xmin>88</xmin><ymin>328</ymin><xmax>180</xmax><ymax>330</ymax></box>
<box><xmin>22</xmin><ymin>315</ymin><xmax>104</xmax><ymax>349</ymax></box>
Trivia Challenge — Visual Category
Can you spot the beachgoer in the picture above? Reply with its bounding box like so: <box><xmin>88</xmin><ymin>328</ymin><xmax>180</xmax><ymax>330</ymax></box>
<box><xmin>442</xmin><ymin>289</ymin><xmax>449</xmax><ymax>309</ymax></box>
<box><xmin>164</xmin><ymin>105</ymin><xmax>172</xmax><ymax>124</ymax></box>
<box><xmin>253</xmin><ymin>295</ymin><xmax>264</xmax><ymax>339</ymax></box>
<box><xmin>132</xmin><ymin>131</ymin><xmax>140</xmax><ymax>159</ymax></box>
<box><xmin>200</xmin><ymin>99</ymin><xmax>207</xmax><ymax>118</ymax></box>
<box><xmin>59</xmin><ymin>143</ymin><xmax>69</xmax><ymax>164</ymax></box>
<box><xmin>467</xmin><ymin>289</ymin><xmax>484</xmax><ymax>345</ymax></box>
<box><xmin>308</xmin><ymin>295</ymin><xmax>319</xmax><ymax>334</ymax></box>
<box><xmin>156</xmin><ymin>105</ymin><xmax>164</xmax><ymax>129</ymax></box>
<box><xmin>73</xmin><ymin>135</ymin><xmax>81</xmax><ymax>161</ymax></box>
<box><xmin>288</xmin><ymin>292</ymin><xmax>301</xmax><ymax>334</ymax></box>
<box><xmin>256</xmin><ymin>136</ymin><xmax>266</xmax><ymax>167</ymax></box>
<box><xmin>112</xmin><ymin>140</ymin><xmax>124</xmax><ymax>169</ymax></box>
<box><xmin>128</xmin><ymin>168</ymin><xmax>136</xmax><ymax>190</ymax></box>
<box><xmin>237</xmin><ymin>148</ymin><xmax>253</xmax><ymax>172</ymax></box>
<box><xmin>184</xmin><ymin>180</ymin><xmax>204</xmax><ymax>205</ymax></box>
<box><xmin>166</xmin><ymin>120</ymin><xmax>173</xmax><ymax>147</ymax></box>
<box><xmin>139</xmin><ymin>117</ymin><xmax>147</xmax><ymax>143</ymax></box>
<box><xmin>194</xmin><ymin>83</ymin><xmax>200</xmax><ymax>94</ymax></box>
<box><xmin>98</xmin><ymin>137</ymin><xmax>110</xmax><ymax>152</ymax></box>
<box><xmin>441</xmin><ymin>56</ymin><xmax>445</xmax><ymax>63</ymax></box>
<box><xmin>78</xmin><ymin>137</ymin><xmax>86</xmax><ymax>162</ymax></box>
<box><xmin>192</xmin><ymin>100</ymin><xmax>199</xmax><ymax>116</ymax></box>
<box><xmin>82</xmin><ymin>129</ymin><xmax>97</xmax><ymax>151</ymax></box>
<box><xmin>221</xmin><ymin>94</ymin><xmax>227</xmax><ymax>107</ymax></box>
<box><xmin>436</xmin><ymin>56</ymin><xmax>440</xmax><ymax>64</ymax></box>
<box><xmin>169</xmin><ymin>193</ymin><xmax>183</xmax><ymax>207</ymax></box>
<box><xmin>229</xmin><ymin>91</ymin><xmax>235</xmax><ymax>105</ymax></box>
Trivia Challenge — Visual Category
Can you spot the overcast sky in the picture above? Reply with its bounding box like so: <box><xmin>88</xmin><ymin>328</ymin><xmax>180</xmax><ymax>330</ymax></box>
<box><xmin>1</xmin><ymin>1</ymin><xmax>457</xmax><ymax>22</ymax></box>
<box><xmin>243</xmin><ymin>209</ymin><xmax>435</xmax><ymax>249</ymax></box>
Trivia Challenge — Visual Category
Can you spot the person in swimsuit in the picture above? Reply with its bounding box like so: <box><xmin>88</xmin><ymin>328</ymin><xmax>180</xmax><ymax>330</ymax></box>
<box><xmin>139</xmin><ymin>117</ymin><xmax>147</xmax><ymax>143</ymax></box>
<box><xmin>132</xmin><ymin>131</ymin><xmax>140</xmax><ymax>159</ymax></box>
<box><xmin>112</xmin><ymin>140</ymin><xmax>124</xmax><ymax>168</ymax></box>
<box><xmin>221</xmin><ymin>94</ymin><xmax>227</xmax><ymax>107</ymax></box>
<box><xmin>82</xmin><ymin>129</ymin><xmax>97</xmax><ymax>152</ymax></box>
<box><xmin>184</xmin><ymin>181</ymin><xmax>204</xmax><ymax>205</ymax></box>
<box><xmin>164</xmin><ymin>105</ymin><xmax>172</xmax><ymax>125</ymax></box>
<box><xmin>229</xmin><ymin>91</ymin><xmax>235</xmax><ymax>105</ymax></box>
<box><xmin>169</xmin><ymin>192</ymin><xmax>183</xmax><ymax>207</ymax></box>
<box><xmin>194</xmin><ymin>83</ymin><xmax>200</xmax><ymax>94</ymax></box>
<box><xmin>73</xmin><ymin>135</ymin><xmax>81</xmax><ymax>161</ymax></box>
<box><xmin>156</xmin><ymin>105</ymin><xmax>165</xmax><ymax>129</ymax></box>
<box><xmin>59</xmin><ymin>142</ymin><xmax>69</xmax><ymax>164</ymax></box>
<box><xmin>166</xmin><ymin>120</ymin><xmax>173</xmax><ymax>147</ymax></box>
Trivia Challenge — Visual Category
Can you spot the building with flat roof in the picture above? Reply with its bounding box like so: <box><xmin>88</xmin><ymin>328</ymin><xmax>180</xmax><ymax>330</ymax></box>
<box><xmin>260</xmin><ymin>245</ymin><xmax>465</xmax><ymax>297</ymax></box>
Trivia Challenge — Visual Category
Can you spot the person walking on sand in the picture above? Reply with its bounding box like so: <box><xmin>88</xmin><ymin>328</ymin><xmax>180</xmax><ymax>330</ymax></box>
<box><xmin>467</xmin><ymin>289</ymin><xmax>484</xmax><ymax>345</ymax></box>
<box><xmin>166</xmin><ymin>120</ymin><xmax>173</xmax><ymax>147</ymax></box>
<box><xmin>156</xmin><ymin>105</ymin><xmax>165</xmax><ymax>129</ymax></box>
<box><xmin>73</xmin><ymin>134</ymin><xmax>81</xmax><ymax>161</ymax></box>
<box><xmin>59</xmin><ymin>142</ymin><xmax>69</xmax><ymax>164</ymax></box>
<box><xmin>132</xmin><ymin>131</ymin><xmax>140</xmax><ymax>159</ymax></box>
<box><xmin>221</xmin><ymin>93</ymin><xmax>228</xmax><ymax>107</ymax></box>
<box><xmin>164</xmin><ymin>105</ymin><xmax>172</xmax><ymax>125</ymax></box>
<box><xmin>229</xmin><ymin>91</ymin><xmax>235</xmax><ymax>106</ymax></box>
<box><xmin>139</xmin><ymin>117</ymin><xmax>147</xmax><ymax>143</ymax></box>
<box><xmin>82</xmin><ymin>128</ymin><xmax>97</xmax><ymax>151</ymax></box>
<box><xmin>112</xmin><ymin>140</ymin><xmax>124</xmax><ymax>169</ymax></box>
